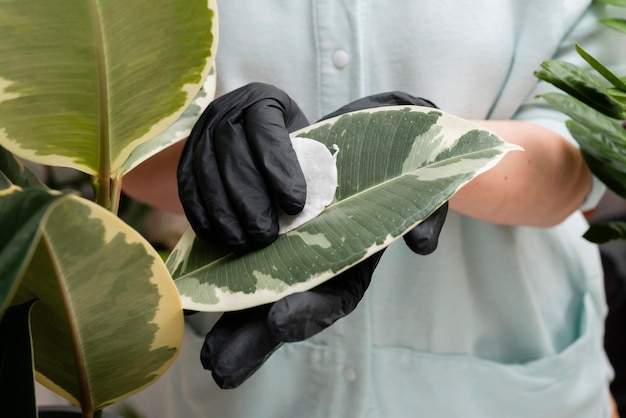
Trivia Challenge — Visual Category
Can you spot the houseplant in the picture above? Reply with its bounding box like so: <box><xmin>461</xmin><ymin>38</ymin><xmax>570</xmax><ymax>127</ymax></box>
<box><xmin>0</xmin><ymin>1</ymin><xmax>218</xmax><ymax>417</ymax></box>
<box><xmin>534</xmin><ymin>0</ymin><xmax>626</xmax><ymax>243</ymax></box>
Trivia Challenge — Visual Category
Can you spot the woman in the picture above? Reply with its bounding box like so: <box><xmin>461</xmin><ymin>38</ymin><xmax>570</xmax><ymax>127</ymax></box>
<box><xmin>119</xmin><ymin>1</ymin><xmax>626</xmax><ymax>416</ymax></box>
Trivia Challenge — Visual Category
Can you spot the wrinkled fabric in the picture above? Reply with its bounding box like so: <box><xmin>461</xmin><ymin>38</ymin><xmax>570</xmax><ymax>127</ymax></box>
<box><xmin>112</xmin><ymin>1</ymin><xmax>626</xmax><ymax>417</ymax></box>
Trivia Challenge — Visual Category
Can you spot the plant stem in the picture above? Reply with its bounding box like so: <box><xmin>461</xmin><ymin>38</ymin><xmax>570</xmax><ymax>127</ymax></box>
<box><xmin>96</xmin><ymin>176</ymin><xmax>111</xmax><ymax>210</ymax></box>
<box><xmin>109</xmin><ymin>176</ymin><xmax>122</xmax><ymax>215</ymax></box>
<box><xmin>94</xmin><ymin>409</ymin><xmax>103</xmax><ymax>418</ymax></box>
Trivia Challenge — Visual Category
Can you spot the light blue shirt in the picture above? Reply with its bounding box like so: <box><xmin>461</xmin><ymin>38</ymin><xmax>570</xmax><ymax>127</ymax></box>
<box><xmin>114</xmin><ymin>1</ymin><xmax>626</xmax><ymax>417</ymax></box>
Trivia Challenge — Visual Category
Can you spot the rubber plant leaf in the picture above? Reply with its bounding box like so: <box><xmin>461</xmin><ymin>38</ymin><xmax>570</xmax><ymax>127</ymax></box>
<box><xmin>121</xmin><ymin>67</ymin><xmax>217</xmax><ymax>175</ymax></box>
<box><xmin>0</xmin><ymin>0</ymin><xmax>217</xmax><ymax>177</ymax></box>
<box><xmin>0</xmin><ymin>146</ymin><xmax>45</xmax><ymax>189</ymax></box>
<box><xmin>2</xmin><ymin>188</ymin><xmax>183</xmax><ymax>412</ymax></box>
<box><xmin>168</xmin><ymin>106</ymin><xmax>521</xmax><ymax>312</ymax></box>
<box><xmin>0</xmin><ymin>187</ymin><xmax>61</xmax><ymax>318</ymax></box>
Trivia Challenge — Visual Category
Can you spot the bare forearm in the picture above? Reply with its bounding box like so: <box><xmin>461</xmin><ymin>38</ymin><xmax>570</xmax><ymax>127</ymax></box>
<box><xmin>450</xmin><ymin>120</ymin><xmax>592</xmax><ymax>227</ymax></box>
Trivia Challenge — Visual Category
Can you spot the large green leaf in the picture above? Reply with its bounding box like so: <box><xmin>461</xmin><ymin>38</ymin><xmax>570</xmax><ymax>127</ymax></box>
<box><xmin>120</xmin><ymin>67</ymin><xmax>217</xmax><ymax>175</ymax></box>
<box><xmin>168</xmin><ymin>106</ymin><xmax>521</xmax><ymax>312</ymax></box>
<box><xmin>2</xmin><ymin>189</ymin><xmax>183</xmax><ymax>412</ymax></box>
<box><xmin>0</xmin><ymin>0</ymin><xmax>217</xmax><ymax>177</ymax></box>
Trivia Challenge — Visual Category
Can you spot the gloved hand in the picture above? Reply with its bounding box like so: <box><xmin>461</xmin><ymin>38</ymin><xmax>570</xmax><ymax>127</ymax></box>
<box><xmin>180</xmin><ymin>87</ymin><xmax>448</xmax><ymax>388</ymax></box>
<box><xmin>178</xmin><ymin>82</ymin><xmax>309</xmax><ymax>255</ymax></box>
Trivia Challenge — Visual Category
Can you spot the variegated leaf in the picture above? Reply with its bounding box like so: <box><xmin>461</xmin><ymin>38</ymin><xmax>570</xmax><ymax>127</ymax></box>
<box><xmin>168</xmin><ymin>106</ymin><xmax>521</xmax><ymax>311</ymax></box>
<box><xmin>5</xmin><ymin>189</ymin><xmax>183</xmax><ymax>411</ymax></box>
<box><xmin>0</xmin><ymin>0</ymin><xmax>217</xmax><ymax>177</ymax></box>
<box><xmin>121</xmin><ymin>67</ymin><xmax>217</xmax><ymax>175</ymax></box>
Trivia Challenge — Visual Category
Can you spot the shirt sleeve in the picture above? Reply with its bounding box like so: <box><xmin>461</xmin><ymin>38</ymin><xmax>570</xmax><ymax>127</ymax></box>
<box><xmin>513</xmin><ymin>3</ymin><xmax>626</xmax><ymax>212</ymax></box>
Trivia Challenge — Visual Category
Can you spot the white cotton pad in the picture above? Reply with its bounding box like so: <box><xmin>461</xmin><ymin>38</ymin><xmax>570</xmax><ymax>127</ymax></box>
<box><xmin>277</xmin><ymin>137</ymin><xmax>338</xmax><ymax>234</ymax></box>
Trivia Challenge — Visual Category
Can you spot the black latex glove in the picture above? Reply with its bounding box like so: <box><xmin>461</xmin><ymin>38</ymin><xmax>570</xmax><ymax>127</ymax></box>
<box><xmin>195</xmin><ymin>90</ymin><xmax>448</xmax><ymax>389</ymax></box>
<box><xmin>178</xmin><ymin>82</ymin><xmax>310</xmax><ymax>255</ymax></box>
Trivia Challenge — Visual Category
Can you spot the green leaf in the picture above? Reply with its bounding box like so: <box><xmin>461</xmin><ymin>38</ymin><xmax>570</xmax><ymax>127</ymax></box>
<box><xmin>0</xmin><ymin>172</ymin><xmax>11</xmax><ymax>191</ymax></box>
<box><xmin>0</xmin><ymin>0</ymin><xmax>217</xmax><ymax>177</ymax></box>
<box><xmin>3</xmin><ymin>189</ymin><xmax>183</xmax><ymax>412</ymax></box>
<box><xmin>535</xmin><ymin>60</ymin><xmax>626</xmax><ymax>119</ymax></box>
<box><xmin>539</xmin><ymin>93</ymin><xmax>626</xmax><ymax>140</ymax></box>
<box><xmin>584</xmin><ymin>221</ymin><xmax>626</xmax><ymax>243</ymax></box>
<box><xmin>541</xmin><ymin>93</ymin><xmax>626</xmax><ymax>200</ymax></box>
<box><xmin>0</xmin><ymin>301</ymin><xmax>37</xmax><ymax>418</ymax></box>
<box><xmin>566</xmin><ymin>119</ymin><xmax>626</xmax><ymax>199</ymax></box>
<box><xmin>0</xmin><ymin>146</ymin><xmax>45</xmax><ymax>189</ymax></box>
<box><xmin>120</xmin><ymin>68</ymin><xmax>217</xmax><ymax>175</ymax></box>
<box><xmin>168</xmin><ymin>106</ymin><xmax>521</xmax><ymax>312</ymax></box>
<box><xmin>576</xmin><ymin>44</ymin><xmax>626</xmax><ymax>91</ymax></box>
<box><xmin>0</xmin><ymin>188</ymin><xmax>62</xmax><ymax>318</ymax></box>
<box><xmin>608</xmin><ymin>87</ymin><xmax>626</xmax><ymax>104</ymax></box>
<box><xmin>600</xmin><ymin>17</ymin><xmax>626</xmax><ymax>33</ymax></box>
<box><xmin>594</xmin><ymin>0</ymin><xmax>626</xmax><ymax>7</ymax></box>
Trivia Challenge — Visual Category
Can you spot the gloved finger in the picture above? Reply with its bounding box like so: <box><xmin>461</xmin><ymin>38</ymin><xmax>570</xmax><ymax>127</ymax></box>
<box><xmin>177</xmin><ymin>124</ymin><xmax>215</xmax><ymax>242</ymax></box>
<box><xmin>244</xmin><ymin>99</ymin><xmax>307</xmax><ymax>215</ymax></box>
<box><xmin>267</xmin><ymin>251</ymin><xmax>384</xmax><ymax>342</ymax></box>
<box><xmin>403</xmin><ymin>202</ymin><xmax>448</xmax><ymax>255</ymax></box>
<box><xmin>208</xmin><ymin>114</ymin><xmax>278</xmax><ymax>253</ymax></box>
<box><xmin>201</xmin><ymin>306</ymin><xmax>281</xmax><ymax>389</ymax></box>
<box><xmin>205</xmin><ymin>98</ymin><xmax>307</xmax><ymax>252</ymax></box>
<box><xmin>191</xmin><ymin>120</ymin><xmax>258</xmax><ymax>254</ymax></box>
<box><xmin>178</xmin><ymin>87</ymin><xmax>248</xmax><ymax>244</ymax></box>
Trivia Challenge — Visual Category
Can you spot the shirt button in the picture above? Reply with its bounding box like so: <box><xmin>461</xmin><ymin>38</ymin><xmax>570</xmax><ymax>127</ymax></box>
<box><xmin>332</xmin><ymin>49</ymin><xmax>350</xmax><ymax>69</ymax></box>
<box><xmin>342</xmin><ymin>366</ymin><xmax>357</xmax><ymax>382</ymax></box>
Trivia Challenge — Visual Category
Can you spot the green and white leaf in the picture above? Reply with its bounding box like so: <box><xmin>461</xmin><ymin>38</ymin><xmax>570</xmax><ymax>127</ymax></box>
<box><xmin>168</xmin><ymin>106</ymin><xmax>521</xmax><ymax>312</ymax></box>
<box><xmin>120</xmin><ymin>67</ymin><xmax>217</xmax><ymax>175</ymax></box>
<box><xmin>2</xmin><ymin>188</ymin><xmax>183</xmax><ymax>411</ymax></box>
<box><xmin>0</xmin><ymin>0</ymin><xmax>217</xmax><ymax>177</ymax></box>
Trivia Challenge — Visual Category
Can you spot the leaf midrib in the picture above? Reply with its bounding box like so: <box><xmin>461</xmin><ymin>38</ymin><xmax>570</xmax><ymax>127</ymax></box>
<box><xmin>88</xmin><ymin>0</ymin><xmax>111</xmax><ymax>206</ymax></box>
